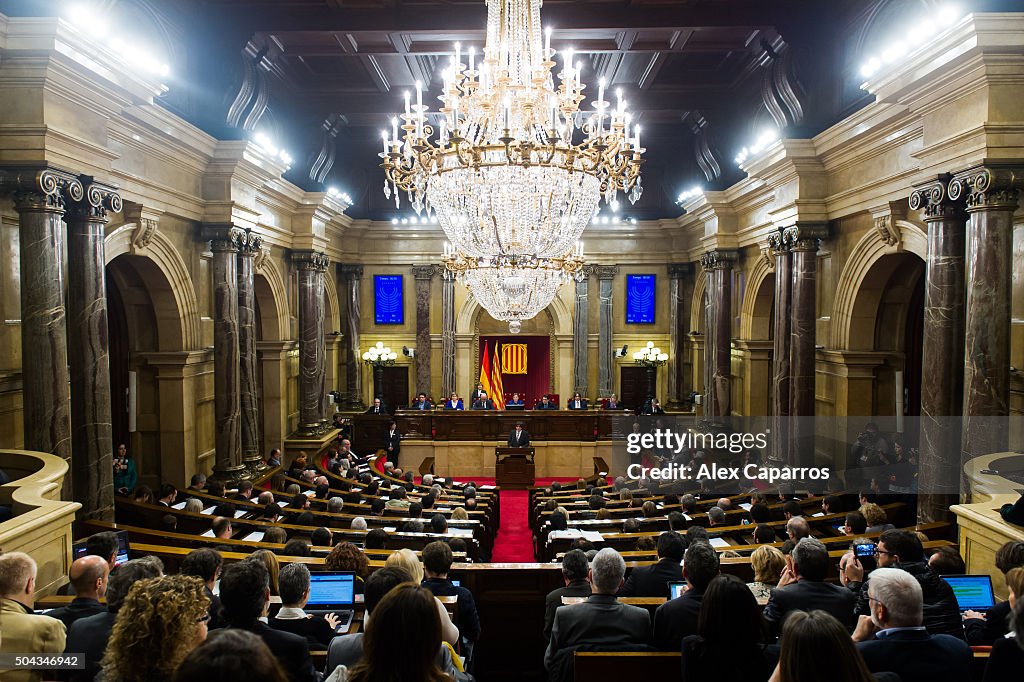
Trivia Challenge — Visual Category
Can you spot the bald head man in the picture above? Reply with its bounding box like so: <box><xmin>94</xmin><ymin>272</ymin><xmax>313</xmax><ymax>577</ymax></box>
<box><xmin>46</xmin><ymin>556</ymin><xmax>109</xmax><ymax>629</ymax></box>
<box><xmin>0</xmin><ymin>552</ymin><xmax>67</xmax><ymax>673</ymax></box>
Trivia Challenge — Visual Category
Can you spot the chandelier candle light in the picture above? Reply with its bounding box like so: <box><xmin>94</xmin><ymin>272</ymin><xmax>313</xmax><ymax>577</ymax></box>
<box><xmin>380</xmin><ymin>0</ymin><xmax>645</xmax><ymax>330</ymax></box>
<box><xmin>634</xmin><ymin>341</ymin><xmax>668</xmax><ymax>401</ymax></box>
<box><xmin>363</xmin><ymin>342</ymin><xmax>397</xmax><ymax>403</ymax></box>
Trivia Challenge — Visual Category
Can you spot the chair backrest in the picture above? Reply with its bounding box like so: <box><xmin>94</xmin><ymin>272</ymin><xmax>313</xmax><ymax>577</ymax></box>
<box><xmin>573</xmin><ymin>652</ymin><xmax>680</xmax><ymax>682</ymax></box>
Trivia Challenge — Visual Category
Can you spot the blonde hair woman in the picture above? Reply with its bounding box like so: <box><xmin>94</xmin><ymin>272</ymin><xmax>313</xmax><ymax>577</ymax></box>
<box><xmin>748</xmin><ymin>545</ymin><xmax>786</xmax><ymax>601</ymax></box>
<box><xmin>383</xmin><ymin>549</ymin><xmax>460</xmax><ymax>646</ymax></box>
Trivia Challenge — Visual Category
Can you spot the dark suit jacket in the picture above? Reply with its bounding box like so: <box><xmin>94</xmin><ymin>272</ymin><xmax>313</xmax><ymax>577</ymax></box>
<box><xmin>65</xmin><ymin>610</ymin><xmax>115</xmax><ymax>682</ymax></box>
<box><xmin>412</xmin><ymin>400</ymin><xmax>433</xmax><ymax>410</ymax></box>
<box><xmin>508</xmin><ymin>429</ymin><xmax>531</xmax><ymax>447</ymax></box>
<box><xmin>764</xmin><ymin>580</ymin><xmax>857</xmax><ymax>634</ymax></box>
<box><xmin>46</xmin><ymin>596</ymin><xmax>106</xmax><ymax>630</ymax></box>
<box><xmin>653</xmin><ymin>588</ymin><xmax>704</xmax><ymax>650</ymax></box>
<box><xmin>681</xmin><ymin>636</ymin><xmax>777</xmax><ymax>682</ymax></box>
<box><xmin>567</xmin><ymin>399</ymin><xmax>588</xmax><ymax>410</ymax></box>
<box><xmin>384</xmin><ymin>430</ymin><xmax>401</xmax><ymax>454</ymax></box>
<box><xmin>223</xmin><ymin>622</ymin><xmax>319</xmax><ymax>682</ymax></box>
<box><xmin>545</xmin><ymin>595</ymin><xmax>653</xmax><ymax>675</ymax></box>
<box><xmin>269</xmin><ymin>613</ymin><xmax>337</xmax><ymax>650</ymax></box>
<box><xmin>471</xmin><ymin>399</ymin><xmax>495</xmax><ymax>410</ymax></box>
<box><xmin>983</xmin><ymin>635</ymin><xmax>1024</xmax><ymax>682</ymax></box>
<box><xmin>422</xmin><ymin>578</ymin><xmax>481</xmax><ymax>641</ymax></box>
<box><xmin>535</xmin><ymin>402</ymin><xmax>558</xmax><ymax>410</ymax></box>
<box><xmin>365</xmin><ymin>405</ymin><xmax>388</xmax><ymax>415</ymax></box>
<box><xmin>543</xmin><ymin>579</ymin><xmax>592</xmax><ymax>641</ymax></box>
<box><xmin>857</xmin><ymin>628</ymin><xmax>972</xmax><ymax>682</ymax></box>
<box><xmin>618</xmin><ymin>558</ymin><xmax>683</xmax><ymax>598</ymax></box>
<box><xmin>854</xmin><ymin>561</ymin><xmax>964</xmax><ymax>639</ymax></box>
<box><xmin>964</xmin><ymin>600</ymin><xmax>1011</xmax><ymax>645</ymax></box>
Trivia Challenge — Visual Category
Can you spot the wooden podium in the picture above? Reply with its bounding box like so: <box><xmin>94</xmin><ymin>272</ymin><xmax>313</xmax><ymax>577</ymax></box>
<box><xmin>495</xmin><ymin>447</ymin><xmax>535</xmax><ymax>488</ymax></box>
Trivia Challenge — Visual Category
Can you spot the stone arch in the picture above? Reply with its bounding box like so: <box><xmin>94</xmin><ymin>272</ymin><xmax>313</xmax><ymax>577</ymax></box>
<box><xmin>104</xmin><ymin>224</ymin><xmax>201</xmax><ymax>351</ymax></box>
<box><xmin>323</xmin><ymin>266</ymin><xmax>341</xmax><ymax>334</ymax></box>
<box><xmin>455</xmin><ymin>291</ymin><xmax>573</xmax><ymax>337</ymax></box>
<box><xmin>690</xmin><ymin>268</ymin><xmax>707</xmax><ymax>333</ymax></box>
<box><xmin>254</xmin><ymin>256</ymin><xmax>289</xmax><ymax>341</ymax></box>
<box><xmin>739</xmin><ymin>256</ymin><xmax>775</xmax><ymax>340</ymax></box>
<box><xmin>831</xmin><ymin>220</ymin><xmax>927</xmax><ymax>350</ymax></box>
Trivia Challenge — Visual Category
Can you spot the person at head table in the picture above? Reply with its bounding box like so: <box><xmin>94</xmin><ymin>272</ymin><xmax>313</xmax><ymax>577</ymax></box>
<box><xmin>506</xmin><ymin>392</ymin><xmax>524</xmax><ymax>406</ymax></box>
<box><xmin>444</xmin><ymin>392</ymin><xmax>464</xmax><ymax>410</ymax></box>
<box><xmin>567</xmin><ymin>392</ymin><xmax>587</xmax><ymax>410</ymax></box>
<box><xmin>508</xmin><ymin>422</ymin><xmax>531</xmax><ymax>447</ymax></box>
<box><xmin>604</xmin><ymin>393</ymin><xmax>622</xmax><ymax>410</ymax></box>
<box><xmin>365</xmin><ymin>397</ymin><xmax>388</xmax><ymax>415</ymax></box>
<box><xmin>472</xmin><ymin>390</ymin><xmax>495</xmax><ymax>410</ymax></box>
<box><xmin>411</xmin><ymin>393</ymin><xmax>433</xmax><ymax>410</ymax></box>
<box><xmin>535</xmin><ymin>394</ymin><xmax>558</xmax><ymax>410</ymax></box>
<box><xmin>470</xmin><ymin>382</ymin><xmax>486</xmax><ymax>404</ymax></box>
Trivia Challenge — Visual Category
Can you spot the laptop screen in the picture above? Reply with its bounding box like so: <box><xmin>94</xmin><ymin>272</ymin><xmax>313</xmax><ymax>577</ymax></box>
<box><xmin>668</xmin><ymin>581</ymin><xmax>687</xmax><ymax>599</ymax></box>
<box><xmin>72</xmin><ymin>531</ymin><xmax>131</xmax><ymax>567</ymax></box>
<box><xmin>942</xmin><ymin>575</ymin><xmax>995</xmax><ymax>611</ymax></box>
<box><xmin>307</xmin><ymin>571</ymin><xmax>356</xmax><ymax>606</ymax></box>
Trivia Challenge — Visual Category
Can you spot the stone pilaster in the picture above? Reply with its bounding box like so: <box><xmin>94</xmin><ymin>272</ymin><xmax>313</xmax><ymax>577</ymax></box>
<box><xmin>340</xmin><ymin>264</ymin><xmax>365</xmax><ymax>408</ymax></box>
<box><xmin>596</xmin><ymin>265</ymin><xmax>619</xmax><ymax>397</ymax></box>
<box><xmin>204</xmin><ymin>224</ymin><xmax>247</xmax><ymax>484</ymax></box>
<box><xmin>441</xmin><ymin>269</ymin><xmax>457</xmax><ymax>398</ymax></box>
<box><xmin>767</xmin><ymin>228</ymin><xmax>792</xmax><ymax>462</ymax></box>
<box><xmin>412</xmin><ymin>265</ymin><xmax>437</xmax><ymax>396</ymax></box>
<box><xmin>238</xmin><ymin>230</ymin><xmax>263</xmax><ymax>477</ymax></box>
<box><xmin>699</xmin><ymin>250</ymin><xmax>738</xmax><ymax>419</ymax></box>
<box><xmin>293</xmin><ymin>251</ymin><xmax>331</xmax><ymax>436</ymax></box>
<box><xmin>666</xmin><ymin>263</ymin><xmax>692</xmax><ymax>408</ymax></box>
<box><xmin>0</xmin><ymin>168</ymin><xmax>82</xmax><ymax>486</ymax></box>
<box><xmin>572</xmin><ymin>266</ymin><xmax>593</xmax><ymax>397</ymax></box>
<box><xmin>65</xmin><ymin>177</ymin><xmax>121</xmax><ymax>518</ymax></box>
<box><xmin>909</xmin><ymin>175</ymin><xmax>968</xmax><ymax>521</ymax></box>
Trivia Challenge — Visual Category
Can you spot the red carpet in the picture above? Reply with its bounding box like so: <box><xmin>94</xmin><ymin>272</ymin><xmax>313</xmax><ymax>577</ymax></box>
<box><xmin>452</xmin><ymin>477</ymin><xmax>576</xmax><ymax>563</ymax></box>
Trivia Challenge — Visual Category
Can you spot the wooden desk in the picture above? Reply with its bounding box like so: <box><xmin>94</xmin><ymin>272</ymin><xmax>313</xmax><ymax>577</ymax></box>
<box><xmin>495</xmin><ymin>447</ymin><xmax>535</xmax><ymax>488</ymax></box>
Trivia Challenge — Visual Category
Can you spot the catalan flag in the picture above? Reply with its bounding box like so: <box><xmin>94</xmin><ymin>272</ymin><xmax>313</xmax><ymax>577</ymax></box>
<box><xmin>479</xmin><ymin>342</ymin><xmax>494</xmax><ymax>403</ymax></box>
<box><xmin>491</xmin><ymin>343</ymin><xmax>505</xmax><ymax>409</ymax></box>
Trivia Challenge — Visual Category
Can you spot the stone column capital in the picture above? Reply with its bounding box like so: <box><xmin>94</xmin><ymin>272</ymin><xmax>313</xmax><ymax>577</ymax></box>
<box><xmin>595</xmin><ymin>264</ymin><xmax>619</xmax><ymax>280</ymax></box>
<box><xmin>66</xmin><ymin>177</ymin><xmax>122</xmax><ymax>222</ymax></box>
<box><xmin>412</xmin><ymin>264</ymin><xmax>441</xmax><ymax>280</ymax></box>
<box><xmin>291</xmin><ymin>249</ymin><xmax>330</xmax><ymax>271</ymax></box>
<box><xmin>909</xmin><ymin>174</ymin><xmax>966</xmax><ymax>221</ymax></box>
<box><xmin>783</xmin><ymin>222</ymin><xmax>829</xmax><ymax>252</ymax></box>
<box><xmin>949</xmin><ymin>162</ymin><xmax>1024</xmax><ymax>211</ymax></box>
<box><xmin>766</xmin><ymin>227</ymin><xmax>790</xmax><ymax>255</ymax></box>
<box><xmin>203</xmin><ymin>224</ymin><xmax>246</xmax><ymax>252</ymax></box>
<box><xmin>1</xmin><ymin>166</ymin><xmax>84</xmax><ymax>212</ymax></box>
<box><xmin>340</xmin><ymin>263</ymin><xmax>364</xmax><ymax>280</ymax></box>
<box><xmin>668</xmin><ymin>263</ymin><xmax>692</xmax><ymax>279</ymax></box>
<box><xmin>700</xmin><ymin>249</ymin><xmax>739</xmax><ymax>271</ymax></box>
<box><xmin>239</xmin><ymin>229</ymin><xmax>264</xmax><ymax>255</ymax></box>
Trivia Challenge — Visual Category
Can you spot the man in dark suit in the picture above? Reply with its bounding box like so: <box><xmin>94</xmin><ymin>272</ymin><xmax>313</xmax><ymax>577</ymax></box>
<box><xmin>653</xmin><ymin>540</ymin><xmax>719</xmax><ymax>650</ymax></box>
<box><xmin>65</xmin><ymin>557</ymin><xmax>163</xmax><ymax>682</ymax></box>
<box><xmin>411</xmin><ymin>392</ymin><xmax>433</xmax><ymax>410</ymax></box>
<box><xmin>964</xmin><ymin>540</ymin><xmax>1024</xmax><ymax>644</ymax></box>
<box><xmin>853</xmin><ymin>567</ymin><xmax>972</xmax><ymax>682</ymax></box>
<box><xmin>46</xmin><ymin>556</ymin><xmax>108</xmax><ymax>629</ymax></box>
<box><xmin>535</xmin><ymin>394</ymin><xmax>557</xmax><ymax>410</ymax></box>
<box><xmin>543</xmin><ymin>550</ymin><xmax>592</xmax><ymax>641</ymax></box>
<box><xmin>217</xmin><ymin>559</ymin><xmax>319</xmax><ymax>682</ymax></box>
<box><xmin>508</xmin><ymin>422</ymin><xmax>530</xmax><ymax>447</ymax></box>
<box><xmin>180</xmin><ymin>547</ymin><xmax>226</xmax><ymax>629</ymax></box>
<box><xmin>567</xmin><ymin>392</ymin><xmax>587</xmax><ymax>410</ymax></box>
<box><xmin>545</xmin><ymin>548</ymin><xmax>653</xmax><ymax>681</ymax></box>
<box><xmin>470</xmin><ymin>382</ymin><xmax>486</xmax><ymax>404</ymax></box>
<box><xmin>471</xmin><ymin>391</ymin><xmax>495</xmax><ymax>410</ymax></box>
<box><xmin>365</xmin><ymin>397</ymin><xmax>388</xmax><ymax>415</ymax></box>
<box><xmin>270</xmin><ymin>563</ymin><xmax>341</xmax><ymax>650</ymax></box>
<box><xmin>384</xmin><ymin>421</ymin><xmax>401</xmax><ymax>466</ymax></box>
<box><xmin>642</xmin><ymin>398</ymin><xmax>665</xmax><ymax>415</ymax></box>
<box><xmin>619</xmin><ymin>531</ymin><xmax>684</xmax><ymax>597</ymax></box>
<box><xmin>764</xmin><ymin>537</ymin><xmax>858</xmax><ymax>634</ymax></box>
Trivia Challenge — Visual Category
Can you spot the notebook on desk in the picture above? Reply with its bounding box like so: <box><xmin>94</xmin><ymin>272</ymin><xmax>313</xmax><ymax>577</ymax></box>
<box><xmin>304</xmin><ymin>571</ymin><xmax>357</xmax><ymax>633</ymax></box>
<box><xmin>942</xmin><ymin>574</ymin><xmax>996</xmax><ymax>613</ymax></box>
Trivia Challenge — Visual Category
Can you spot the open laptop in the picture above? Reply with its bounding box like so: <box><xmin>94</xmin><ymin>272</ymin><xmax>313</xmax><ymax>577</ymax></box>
<box><xmin>668</xmin><ymin>581</ymin><xmax>688</xmax><ymax>600</ymax></box>
<box><xmin>304</xmin><ymin>571</ymin><xmax>356</xmax><ymax>632</ymax></box>
<box><xmin>941</xmin><ymin>574</ymin><xmax>996</xmax><ymax>614</ymax></box>
<box><xmin>72</xmin><ymin>530</ymin><xmax>131</xmax><ymax>567</ymax></box>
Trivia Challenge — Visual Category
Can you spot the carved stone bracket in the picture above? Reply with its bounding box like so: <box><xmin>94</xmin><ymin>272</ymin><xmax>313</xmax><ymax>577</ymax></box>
<box><xmin>868</xmin><ymin>202</ymin><xmax>907</xmax><ymax>248</ymax></box>
<box><xmin>595</xmin><ymin>264</ymin><xmax>619</xmax><ymax>280</ymax></box>
<box><xmin>699</xmin><ymin>249</ymin><xmax>739</xmax><ymax>271</ymax></box>
<box><xmin>340</xmin><ymin>263</ymin><xmax>364</xmax><ymax>280</ymax></box>
<box><xmin>949</xmin><ymin>163</ymin><xmax>1024</xmax><ymax>211</ymax></box>
<box><xmin>291</xmin><ymin>250</ymin><xmax>330</xmax><ymax>271</ymax></box>
<box><xmin>119</xmin><ymin>201</ymin><xmax>162</xmax><ymax>253</ymax></box>
<box><xmin>0</xmin><ymin>166</ymin><xmax>84</xmax><ymax>212</ymax></box>
<box><xmin>253</xmin><ymin>244</ymin><xmax>270</xmax><ymax>271</ymax></box>
<box><xmin>782</xmin><ymin>222</ymin><xmax>829</xmax><ymax>252</ymax></box>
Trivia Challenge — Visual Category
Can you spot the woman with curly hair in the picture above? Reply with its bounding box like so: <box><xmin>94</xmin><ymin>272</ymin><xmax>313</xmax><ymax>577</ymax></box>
<box><xmin>326</xmin><ymin>542</ymin><xmax>370</xmax><ymax>593</ymax></box>
<box><xmin>100</xmin><ymin>574</ymin><xmax>209</xmax><ymax>682</ymax></box>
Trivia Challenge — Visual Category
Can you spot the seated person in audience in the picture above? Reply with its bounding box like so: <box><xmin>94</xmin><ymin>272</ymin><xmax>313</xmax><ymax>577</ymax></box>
<box><xmin>429</xmin><ymin>513</ymin><xmax>448</xmax><ymax>535</ymax></box>
<box><xmin>852</xmin><ymin>567</ymin><xmax>972</xmax><ymax>682</ymax></box>
<box><xmin>384</xmin><ymin>549</ymin><xmax>460</xmax><ymax>646</ymax></box>
<box><xmin>642</xmin><ymin>397</ymin><xmax>665</xmax><ymax>415</ymax></box>
<box><xmin>408</xmin><ymin>501</ymin><xmax>424</xmax><ymax>519</ymax></box>
<box><xmin>0</xmin><ymin>552</ymin><xmax>66</xmax><ymax>681</ymax></box>
<box><xmin>603</xmin><ymin>393</ymin><xmax>622</xmax><ymax>409</ymax></box>
<box><xmin>157</xmin><ymin>483</ymin><xmax>178</xmax><ymax>507</ymax></box>
<box><xmin>364</xmin><ymin>528</ymin><xmax>388</xmax><ymax>549</ymax></box>
<box><xmin>422</xmin><ymin>541</ymin><xmax>482</xmax><ymax>644</ymax></box>
<box><xmin>764</xmin><ymin>537</ymin><xmax>857</xmax><ymax>634</ymax></box>
<box><xmin>181</xmin><ymin>548</ymin><xmax>225</xmax><ymax>629</ymax></box>
<box><xmin>48</xmin><ymin>555</ymin><xmax>108</xmax><ymax>628</ymax></box>
<box><xmin>636</xmin><ymin>536</ymin><xmax>657</xmax><ymax>552</ymax></box>
<box><xmin>686</xmin><ymin>526</ymin><xmax>709</xmax><ymax>546</ymax></box>
<box><xmin>444</xmin><ymin>392</ymin><xmax>464</xmax><ymax>410</ymax></box>
<box><xmin>101</xmin><ymin>574</ymin><xmax>209</xmax><ymax>682</ymax></box>
<box><xmin>216</xmin><ymin>559</ymin><xmax>319</xmax><ymax>682</ymax></box>
<box><xmin>364</xmin><ymin>396</ymin><xmax>388</xmax><ymax>415</ymax></box>
<box><xmin>771</xmin><ymin>610</ymin><xmax>879</xmax><ymax>682</ymax></box>
<box><xmin>843</xmin><ymin>510</ymin><xmax>868</xmax><ymax>536</ymax></box>
<box><xmin>187</xmin><ymin>472</ymin><xmax>208</xmax><ymax>495</ymax></box>
<box><xmin>213</xmin><ymin>501</ymin><xmax>238</xmax><ymax>517</ymax></box>
<box><xmin>844</xmin><ymin>529</ymin><xmax>964</xmax><ymax>639</ymax></box>
<box><xmin>371</xmin><ymin>498</ymin><xmax>386</xmax><ymax>516</ymax></box>
<box><xmin>983</xmin><ymin>567</ymin><xmax>1024</xmax><ymax>682</ymax></box>
<box><xmin>283</xmin><ymin>539</ymin><xmax>312</xmax><ymax>557</ymax></box>
<box><xmin>642</xmin><ymin>501</ymin><xmax>658</xmax><ymax>518</ymax></box>
<box><xmin>619</xmin><ymin>531</ymin><xmax>684</xmax><ymax>597</ymax></box>
<box><xmin>328</xmin><ymin>583</ymin><xmax>456</xmax><ymax>682</ymax></box>
<box><xmin>211</xmin><ymin>516</ymin><xmax>233</xmax><ymax>540</ymax></box>
<box><xmin>543</xmin><ymin>550</ymin><xmax>592</xmax><ymax>641</ymax></box>
<box><xmin>286</xmin><ymin>455</ymin><xmax>308</xmax><ymax>480</ymax></box>
<box><xmin>232</xmin><ymin>480</ymin><xmax>255</xmax><ymax>502</ymax></box>
<box><xmin>402</xmin><ymin>520</ymin><xmax>424</xmax><ymax>533</ymax></box>
<box><xmin>682</xmin><ymin>574</ymin><xmax>776</xmax><ymax>682</ymax></box>
<box><xmin>680</xmin><ymin>493</ymin><xmax>698</xmax><ymax>514</ymax></box>
<box><xmin>822</xmin><ymin>494</ymin><xmax>844</xmax><ymax>516</ymax></box>
<box><xmin>716</xmin><ymin>497</ymin><xmax>733</xmax><ymax>511</ymax></box>
<box><xmin>508</xmin><ymin>421</ymin><xmax>530</xmax><ymax>447</ymax></box>
<box><xmin>175</xmin><ymin>629</ymin><xmax>289</xmax><ymax>682</ymax></box>
<box><xmin>747</xmin><ymin>545</ymin><xmax>786</xmax><ymax>602</ymax></box>
<box><xmin>66</xmin><ymin>557</ymin><xmax>163</xmax><ymax>682</ymax></box>
<box><xmin>566</xmin><ymin>392</ymin><xmax>587</xmax><ymax>410</ymax></box>
<box><xmin>411</xmin><ymin>392</ymin><xmax>433</xmax><ymax>410</ymax></box>
<box><xmin>131</xmin><ymin>485</ymin><xmax>154</xmax><ymax>505</ymax></box>
<box><xmin>507</xmin><ymin>392</ymin><xmax>524</xmax><ymax>406</ymax></box>
<box><xmin>622</xmin><ymin>518</ymin><xmax>641</xmax><ymax>534</ymax></box>
<box><xmin>667</xmin><ymin>511</ymin><xmax>687</xmax><ymax>532</ymax></box>
<box><xmin>270</xmin><ymin>563</ymin><xmax>342</xmax><ymax>650</ymax></box>
<box><xmin>781</xmin><ymin>500</ymin><xmax>802</xmax><ymax>520</ymax></box>
<box><xmin>653</xmin><ymin>541</ymin><xmax>719</xmax><ymax>650</ymax></box>
<box><xmin>749</xmin><ymin>503</ymin><xmax>772</xmax><ymax>524</ymax></box>
<box><xmin>207</xmin><ymin>480</ymin><xmax>227</xmax><ymax>498</ymax></box>
<box><xmin>289</xmin><ymin>492</ymin><xmax>311</xmax><ymax>512</ymax></box>
<box><xmin>1000</xmin><ymin>491</ymin><xmax>1024</xmax><ymax>526</ymax></box>
<box><xmin>753</xmin><ymin>524</ymin><xmax>776</xmax><ymax>545</ymax></box>
<box><xmin>786</xmin><ymin>516</ymin><xmax>810</xmax><ymax>541</ymax></box>
<box><xmin>265</xmin><ymin>448</ymin><xmax>282</xmax><ymax>468</ymax></box>
<box><xmin>327</xmin><ymin>496</ymin><xmax>345</xmax><ymax>514</ymax></box>
<box><xmin>263</xmin><ymin>526</ymin><xmax>287</xmax><ymax>545</ymax></box>
<box><xmin>706</xmin><ymin>506</ymin><xmax>726</xmax><ymax>526</ymax></box>
<box><xmin>311</xmin><ymin>527</ymin><xmax>333</xmax><ymax>547</ymax></box>
<box><xmin>964</xmin><ymin>540</ymin><xmax>1024</xmax><ymax>645</ymax></box>
<box><xmin>927</xmin><ymin>546</ymin><xmax>966</xmax><ymax>575</ymax></box>
<box><xmin>350</xmin><ymin>517</ymin><xmax>368</xmax><ymax>532</ymax></box>
<box><xmin>471</xmin><ymin>390</ymin><xmax>495</xmax><ymax>410</ymax></box>
<box><xmin>861</xmin><ymin>503</ymin><xmax>894</xmax><ymax>534</ymax></box>
<box><xmin>326</xmin><ymin>542</ymin><xmax>371</xmax><ymax>594</ymax></box>
<box><xmin>535</xmin><ymin>394</ymin><xmax>557</xmax><ymax>410</ymax></box>
<box><xmin>385</xmin><ymin>485</ymin><xmax>412</xmax><ymax>510</ymax></box>
<box><xmin>545</xmin><ymin>548</ymin><xmax>653</xmax><ymax>680</ymax></box>
<box><xmin>184</xmin><ymin>497</ymin><xmax>205</xmax><ymax>513</ymax></box>
<box><xmin>249</xmin><ymin>550</ymin><xmax>281</xmax><ymax>596</ymax></box>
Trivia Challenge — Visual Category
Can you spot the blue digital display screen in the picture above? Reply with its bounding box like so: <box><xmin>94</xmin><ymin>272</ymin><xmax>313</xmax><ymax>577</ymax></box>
<box><xmin>626</xmin><ymin>274</ymin><xmax>656</xmax><ymax>324</ymax></box>
<box><xmin>374</xmin><ymin>275</ymin><xmax>404</xmax><ymax>324</ymax></box>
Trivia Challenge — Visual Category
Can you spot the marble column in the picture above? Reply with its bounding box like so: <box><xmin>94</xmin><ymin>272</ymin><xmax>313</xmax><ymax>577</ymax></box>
<box><xmin>666</xmin><ymin>264</ymin><xmax>691</xmax><ymax>408</ymax></box>
<box><xmin>238</xmin><ymin>230</ymin><xmax>263</xmax><ymax>477</ymax></box>
<box><xmin>412</xmin><ymin>265</ymin><xmax>436</xmax><ymax>395</ymax></box>
<box><xmin>910</xmin><ymin>175</ymin><xmax>967</xmax><ymax>521</ymax></box>
<box><xmin>441</xmin><ymin>269</ymin><xmax>456</xmax><ymax>398</ymax></box>
<box><xmin>700</xmin><ymin>250</ymin><xmax>737</xmax><ymax>419</ymax></box>
<box><xmin>293</xmin><ymin>251</ymin><xmax>330</xmax><ymax>436</ymax></box>
<box><xmin>340</xmin><ymin>265</ymin><xmax>364</xmax><ymax>408</ymax></box>
<box><xmin>205</xmin><ymin>225</ymin><xmax>246</xmax><ymax>483</ymax></box>
<box><xmin>572</xmin><ymin>268</ymin><xmax>591</xmax><ymax>397</ymax></box>
<box><xmin>949</xmin><ymin>164</ymin><xmax>1023</xmax><ymax>469</ymax></box>
<box><xmin>767</xmin><ymin>228</ymin><xmax>792</xmax><ymax>462</ymax></box>
<box><xmin>0</xmin><ymin>168</ymin><xmax>81</xmax><ymax>478</ymax></box>
<box><xmin>65</xmin><ymin>178</ymin><xmax>121</xmax><ymax>519</ymax></box>
<box><xmin>785</xmin><ymin>223</ymin><xmax>827</xmax><ymax>466</ymax></box>
<box><xmin>596</xmin><ymin>266</ymin><xmax>618</xmax><ymax>397</ymax></box>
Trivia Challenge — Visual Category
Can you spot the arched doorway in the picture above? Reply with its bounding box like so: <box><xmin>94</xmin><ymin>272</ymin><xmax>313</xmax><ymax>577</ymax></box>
<box><xmin>737</xmin><ymin>260</ymin><xmax>776</xmax><ymax>416</ymax></box>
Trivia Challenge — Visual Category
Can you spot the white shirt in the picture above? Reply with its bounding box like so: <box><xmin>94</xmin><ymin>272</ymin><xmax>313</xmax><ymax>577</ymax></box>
<box><xmin>275</xmin><ymin>606</ymin><xmax>309</xmax><ymax>620</ymax></box>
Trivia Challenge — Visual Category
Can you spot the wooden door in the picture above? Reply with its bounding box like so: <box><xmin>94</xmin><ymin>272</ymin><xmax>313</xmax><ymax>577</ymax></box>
<box><xmin>619</xmin><ymin>366</ymin><xmax>647</xmax><ymax>413</ymax></box>
<box><xmin>381</xmin><ymin>366</ymin><xmax>409</xmax><ymax>412</ymax></box>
